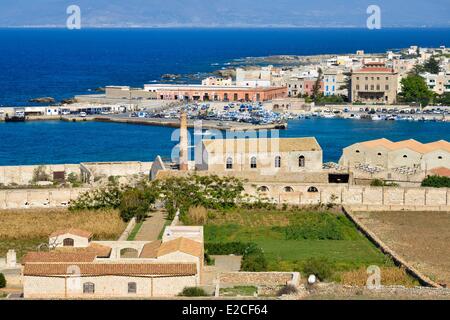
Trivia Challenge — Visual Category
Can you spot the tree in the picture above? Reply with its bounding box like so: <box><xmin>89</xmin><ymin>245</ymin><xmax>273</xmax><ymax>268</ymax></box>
<box><xmin>423</xmin><ymin>56</ymin><xmax>441</xmax><ymax>74</ymax></box>
<box><xmin>312</xmin><ymin>68</ymin><xmax>323</xmax><ymax>101</ymax></box>
<box><xmin>399</xmin><ymin>74</ymin><xmax>434</xmax><ymax>106</ymax></box>
<box><xmin>435</xmin><ymin>92</ymin><xmax>450</xmax><ymax>106</ymax></box>
<box><xmin>0</xmin><ymin>273</ymin><xmax>6</xmax><ymax>288</ymax></box>
<box><xmin>421</xmin><ymin>175</ymin><xmax>450</xmax><ymax>188</ymax></box>
<box><xmin>119</xmin><ymin>186</ymin><xmax>157</xmax><ymax>222</ymax></box>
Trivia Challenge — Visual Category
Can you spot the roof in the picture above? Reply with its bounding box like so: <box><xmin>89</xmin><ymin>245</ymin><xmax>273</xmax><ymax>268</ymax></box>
<box><xmin>203</xmin><ymin>137</ymin><xmax>322</xmax><ymax>154</ymax></box>
<box><xmin>139</xmin><ymin>240</ymin><xmax>162</xmax><ymax>259</ymax></box>
<box><xmin>49</xmin><ymin>228</ymin><xmax>93</xmax><ymax>239</ymax></box>
<box><xmin>55</xmin><ymin>243</ymin><xmax>112</xmax><ymax>258</ymax></box>
<box><xmin>23</xmin><ymin>252</ymin><xmax>97</xmax><ymax>263</ymax></box>
<box><xmin>23</xmin><ymin>263</ymin><xmax>197</xmax><ymax>277</ymax></box>
<box><xmin>353</xmin><ymin>67</ymin><xmax>395</xmax><ymax>73</ymax></box>
<box><xmin>359</xmin><ymin>138</ymin><xmax>450</xmax><ymax>154</ymax></box>
<box><xmin>139</xmin><ymin>238</ymin><xmax>203</xmax><ymax>259</ymax></box>
<box><xmin>430</xmin><ymin>167</ymin><xmax>450</xmax><ymax>177</ymax></box>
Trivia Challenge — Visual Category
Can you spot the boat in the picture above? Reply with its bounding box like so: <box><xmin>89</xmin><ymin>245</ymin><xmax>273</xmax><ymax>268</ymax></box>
<box><xmin>5</xmin><ymin>115</ymin><xmax>25</xmax><ymax>122</ymax></box>
<box><xmin>371</xmin><ymin>115</ymin><xmax>382</xmax><ymax>121</ymax></box>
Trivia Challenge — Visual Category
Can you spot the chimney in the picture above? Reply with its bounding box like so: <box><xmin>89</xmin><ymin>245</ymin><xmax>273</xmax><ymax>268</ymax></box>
<box><xmin>179</xmin><ymin>110</ymin><xmax>189</xmax><ymax>171</ymax></box>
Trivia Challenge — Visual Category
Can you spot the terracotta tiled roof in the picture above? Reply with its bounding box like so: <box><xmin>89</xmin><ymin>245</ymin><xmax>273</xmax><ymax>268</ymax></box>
<box><xmin>203</xmin><ymin>137</ymin><xmax>322</xmax><ymax>153</ymax></box>
<box><xmin>139</xmin><ymin>240</ymin><xmax>162</xmax><ymax>259</ymax></box>
<box><xmin>157</xmin><ymin>237</ymin><xmax>203</xmax><ymax>258</ymax></box>
<box><xmin>23</xmin><ymin>263</ymin><xmax>197</xmax><ymax>276</ymax></box>
<box><xmin>49</xmin><ymin>228</ymin><xmax>93</xmax><ymax>239</ymax></box>
<box><xmin>360</xmin><ymin>138</ymin><xmax>450</xmax><ymax>154</ymax></box>
<box><xmin>55</xmin><ymin>243</ymin><xmax>112</xmax><ymax>258</ymax></box>
<box><xmin>430</xmin><ymin>167</ymin><xmax>450</xmax><ymax>177</ymax></box>
<box><xmin>23</xmin><ymin>252</ymin><xmax>97</xmax><ymax>263</ymax></box>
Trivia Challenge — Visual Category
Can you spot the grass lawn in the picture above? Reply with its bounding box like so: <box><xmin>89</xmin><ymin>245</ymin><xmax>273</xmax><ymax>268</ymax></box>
<box><xmin>0</xmin><ymin>208</ymin><xmax>126</xmax><ymax>261</ymax></box>
<box><xmin>204</xmin><ymin>208</ymin><xmax>391</xmax><ymax>273</ymax></box>
<box><xmin>127</xmin><ymin>221</ymin><xmax>143</xmax><ymax>241</ymax></box>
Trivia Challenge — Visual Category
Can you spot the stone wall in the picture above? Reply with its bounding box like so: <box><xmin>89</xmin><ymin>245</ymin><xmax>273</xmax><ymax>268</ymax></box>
<box><xmin>246</xmin><ymin>183</ymin><xmax>450</xmax><ymax>209</ymax></box>
<box><xmin>219</xmin><ymin>272</ymin><xmax>297</xmax><ymax>286</ymax></box>
<box><xmin>0</xmin><ymin>188</ymin><xmax>89</xmax><ymax>209</ymax></box>
<box><xmin>0</xmin><ymin>164</ymin><xmax>80</xmax><ymax>186</ymax></box>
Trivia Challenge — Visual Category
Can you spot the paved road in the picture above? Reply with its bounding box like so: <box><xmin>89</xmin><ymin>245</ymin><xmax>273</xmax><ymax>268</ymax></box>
<box><xmin>134</xmin><ymin>211</ymin><xmax>167</xmax><ymax>241</ymax></box>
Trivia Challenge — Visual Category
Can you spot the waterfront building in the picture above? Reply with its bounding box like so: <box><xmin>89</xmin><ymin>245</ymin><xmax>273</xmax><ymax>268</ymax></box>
<box><xmin>339</xmin><ymin>138</ymin><xmax>450</xmax><ymax>172</ymax></box>
<box><xmin>201</xmin><ymin>76</ymin><xmax>232</xmax><ymax>86</ymax></box>
<box><xmin>195</xmin><ymin>137</ymin><xmax>323</xmax><ymax>175</ymax></box>
<box><xmin>420</xmin><ymin>72</ymin><xmax>446</xmax><ymax>95</ymax></box>
<box><xmin>143</xmin><ymin>84</ymin><xmax>287</xmax><ymax>102</ymax></box>
<box><xmin>285</xmin><ymin>76</ymin><xmax>304</xmax><ymax>97</ymax></box>
<box><xmin>303</xmin><ymin>78</ymin><xmax>324</xmax><ymax>96</ymax></box>
<box><xmin>235</xmin><ymin>65</ymin><xmax>280</xmax><ymax>87</ymax></box>
<box><xmin>323</xmin><ymin>70</ymin><xmax>337</xmax><ymax>96</ymax></box>
<box><xmin>351</xmin><ymin>64</ymin><xmax>399</xmax><ymax>104</ymax></box>
<box><xmin>22</xmin><ymin>226</ymin><xmax>204</xmax><ymax>298</ymax></box>
<box><xmin>105</xmin><ymin>86</ymin><xmax>157</xmax><ymax>100</ymax></box>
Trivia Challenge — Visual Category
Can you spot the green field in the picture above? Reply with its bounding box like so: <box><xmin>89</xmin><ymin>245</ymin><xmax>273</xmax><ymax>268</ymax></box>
<box><xmin>204</xmin><ymin>209</ymin><xmax>391</xmax><ymax>272</ymax></box>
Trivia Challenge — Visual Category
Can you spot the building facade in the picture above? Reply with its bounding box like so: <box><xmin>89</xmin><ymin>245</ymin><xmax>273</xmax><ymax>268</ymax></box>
<box><xmin>351</xmin><ymin>65</ymin><xmax>399</xmax><ymax>104</ymax></box>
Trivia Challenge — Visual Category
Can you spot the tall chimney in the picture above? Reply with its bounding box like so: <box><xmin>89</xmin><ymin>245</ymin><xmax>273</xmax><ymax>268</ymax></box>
<box><xmin>179</xmin><ymin>110</ymin><xmax>189</xmax><ymax>171</ymax></box>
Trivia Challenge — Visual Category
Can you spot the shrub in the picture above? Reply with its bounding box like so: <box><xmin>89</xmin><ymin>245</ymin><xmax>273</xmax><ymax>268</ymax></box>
<box><xmin>32</xmin><ymin>165</ymin><xmax>50</xmax><ymax>182</ymax></box>
<box><xmin>187</xmin><ymin>206</ymin><xmax>208</xmax><ymax>225</ymax></box>
<box><xmin>0</xmin><ymin>273</ymin><xmax>6</xmax><ymax>288</ymax></box>
<box><xmin>370</xmin><ymin>179</ymin><xmax>398</xmax><ymax>187</ymax></box>
<box><xmin>205</xmin><ymin>242</ymin><xmax>267</xmax><ymax>272</ymax></box>
<box><xmin>179</xmin><ymin>287</ymin><xmax>208</xmax><ymax>297</ymax></box>
<box><xmin>67</xmin><ymin>172</ymin><xmax>81</xmax><ymax>187</ymax></box>
<box><xmin>301</xmin><ymin>257</ymin><xmax>334</xmax><ymax>281</ymax></box>
<box><xmin>204</xmin><ymin>252</ymin><xmax>215</xmax><ymax>266</ymax></box>
<box><xmin>277</xmin><ymin>284</ymin><xmax>298</xmax><ymax>296</ymax></box>
<box><xmin>119</xmin><ymin>188</ymin><xmax>154</xmax><ymax>222</ymax></box>
<box><xmin>421</xmin><ymin>175</ymin><xmax>450</xmax><ymax>188</ymax></box>
<box><xmin>241</xmin><ymin>250</ymin><xmax>268</xmax><ymax>272</ymax></box>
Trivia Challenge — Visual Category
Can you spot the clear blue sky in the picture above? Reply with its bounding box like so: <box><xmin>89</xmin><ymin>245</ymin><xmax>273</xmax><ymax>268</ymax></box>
<box><xmin>0</xmin><ymin>0</ymin><xmax>449</xmax><ymax>27</ymax></box>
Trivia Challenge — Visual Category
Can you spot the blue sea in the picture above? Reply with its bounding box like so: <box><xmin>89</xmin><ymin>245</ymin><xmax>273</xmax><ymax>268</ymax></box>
<box><xmin>0</xmin><ymin>28</ymin><xmax>449</xmax><ymax>166</ymax></box>
<box><xmin>1</xmin><ymin>28</ymin><xmax>450</xmax><ymax>106</ymax></box>
<box><xmin>0</xmin><ymin>119</ymin><xmax>449</xmax><ymax>166</ymax></box>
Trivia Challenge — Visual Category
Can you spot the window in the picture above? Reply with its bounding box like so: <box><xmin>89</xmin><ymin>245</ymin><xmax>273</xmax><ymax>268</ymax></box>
<box><xmin>83</xmin><ymin>282</ymin><xmax>95</xmax><ymax>294</ymax></box>
<box><xmin>438</xmin><ymin>156</ymin><xmax>443</xmax><ymax>159</ymax></box>
<box><xmin>299</xmin><ymin>155</ymin><xmax>305</xmax><ymax>167</ymax></box>
<box><xmin>63</xmin><ymin>238</ymin><xmax>74</xmax><ymax>247</ymax></box>
<box><xmin>385</xmin><ymin>85</ymin><xmax>389</xmax><ymax>90</ymax></box>
<box><xmin>275</xmin><ymin>156</ymin><xmax>281</xmax><ymax>168</ymax></box>
<box><xmin>258</xmin><ymin>186</ymin><xmax>269</xmax><ymax>192</ymax></box>
<box><xmin>284</xmin><ymin>186</ymin><xmax>294</xmax><ymax>192</ymax></box>
<box><xmin>403</xmin><ymin>155</ymin><xmax>408</xmax><ymax>158</ymax></box>
<box><xmin>356</xmin><ymin>85</ymin><xmax>360</xmax><ymax>90</ymax></box>
<box><xmin>377</xmin><ymin>152</ymin><xmax>382</xmax><ymax>156</ymax></box>
<box><xmin>128</xmin><ymin>282</ymin><xmax>137</xmax><ymax>294</ymax></box>
<box><xmin>250</xmin><ymin>157</ymin><xmax>257</xmax><ymax>169</ymax></box>
<box><xmin>355</xmin><ymin>150</ymin><xmax>360</xmax><ymax>153</ymax></box>
<box><xmin>226</xmin><ymin>157</ymin><xmax>233</xmax><ymax>169</ymax></box>
<box><xmin>307</xmin><ymin>186</ymin><xmax>319</xmax><ymax>193</ymax></box>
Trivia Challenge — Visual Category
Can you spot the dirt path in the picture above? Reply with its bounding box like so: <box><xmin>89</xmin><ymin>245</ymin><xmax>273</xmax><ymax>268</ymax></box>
<box><xmin>134</xmin><ymin>211</ymin><xmax>167</xmax><ymax>241</ymax></box>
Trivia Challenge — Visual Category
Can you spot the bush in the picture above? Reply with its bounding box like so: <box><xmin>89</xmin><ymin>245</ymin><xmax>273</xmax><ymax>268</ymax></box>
<box><xmin>119</xmin><ymin>188</ymin><xmax>153</xmax><ymax>222</ymax></box>
<box><xmin>179</xmin><ymin>287</ymin><xmax>208</xmax><ymax>297</ymax></box>
<box><xmin>32</xmin><ymin>165</ymin><xmax>50</xmax><ymax>182</ymax></box>
<box><xmin>241</xmin><ymin>250</ymin><xmax>268</xmax><ymax>272</ymax></box>
<box><xmin>277</xmin><ymin>284</ymin><xmax>298</xmax><ymax>296</ymax></box>
<box><xmin>67</xmin><ymin>172</ymin><xmax>81</xmax><ymax>187</ymax></box>
<box><xmin>302</xmin><ymin>257</ymin><xmax>334</xmax><ymax>281</ymax></box>
<box><xmin>421</xmin><ymin>175</ymin><xmax>450</xmax><ymax>188</ymax></box>
<box><xmin>0</xmin><ymin>273</ymin><xmax>6</xmax><ymax>288</ymax></box>
<box><xmin>370</xmin><ymin>179</ymin><xmax>398</xmax><ymax>187</ymax></box>
<box><xmin>187</xmin><ymin>206</ymin><xmax>208</xmax><ymax>225</ymax></box>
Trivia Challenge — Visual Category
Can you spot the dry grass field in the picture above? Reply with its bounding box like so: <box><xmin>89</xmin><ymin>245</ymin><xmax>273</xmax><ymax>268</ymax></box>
<box><xmin>351</xmin><ymin>211</ymin><xmax>450</xmax><ymax>287</ymax></box>
<box><xmin>0</xmin><ymin>208</ymin><xmax>126</xmax><ymax>260</ymax></box>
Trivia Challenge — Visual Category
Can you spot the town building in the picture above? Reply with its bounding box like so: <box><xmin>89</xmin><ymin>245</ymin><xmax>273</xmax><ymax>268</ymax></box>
<box><xmin>201</xmin><ymin>76</ymin><xmax>232</xmax><ymax>86</ymax></box>
<box><xmin>142</xmin><ymin>84</ymin><xmax>287</xmax><ymax>102</ymax></box>
<box><xmin>285</xmin><ymin>76</ymin><xmax>304</xmax><ymax>97</ymax></box>
<box><xmin>420</xmin><ymin>72</ymin><xmax>445</xmax><ymax>95</ymax></box>
<box><xmin>235</xmin><ymin>66</ymin><xmax>279</xmax><ymax>87</ymax></box>
<box><xmin>351</xmin><ymin>63</ymin><xmax>399</xmax><ymax>104</ymax></box>
<box><xmin>105</xmin><ymin>86</ymin><xmax>157</xmax><ymax>100</ymax></box>
<box><xmin>22</xmin><ymin>226</ymin><xmax>204</xmax><ymax>298</ymax></box>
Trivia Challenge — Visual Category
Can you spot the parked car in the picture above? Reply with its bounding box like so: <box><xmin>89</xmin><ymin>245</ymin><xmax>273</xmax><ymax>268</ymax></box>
<box><xmin>79</xmin><ymin>112</ymin><xmax>87</xmax><ymax>117</ymax></box>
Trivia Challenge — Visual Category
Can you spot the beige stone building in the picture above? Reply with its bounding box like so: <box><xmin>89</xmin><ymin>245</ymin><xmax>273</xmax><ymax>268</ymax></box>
<box><xmin>351</xmin><ymin>64</ymin><xmax>399</xmax><ymax>104</ymax></box>
<box><xmin>339</xmin><ymin>138</ymin><xmax>450</xmax><ymax>172</ymax></box>
<box><xmin>22</xmin><ymin>226</ymin><xmax>204</xmax><ymax>299</ymax></box>
<box><xmin>196</xmin><ymin>137</ymin><xmax>323</xmax><ymax>176</ymax></box>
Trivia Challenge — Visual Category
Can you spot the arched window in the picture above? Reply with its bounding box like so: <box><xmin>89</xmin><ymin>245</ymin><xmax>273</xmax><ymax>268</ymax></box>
<box><xmin>307</xmin><ymin>186</ymin><xmax>318</xmax><ymax>193</ymax></box>
<box><xmin>63</xmin><ymin>238</ymin><xmax>74</xmax><ymax>247</ymax></box>
<box><xmin>275</xmin><ymin>156</ymin><xmax>281</xmax><ymax>168</ymax></box>
<box><xmin>355</xmin><ymin>150</ymin><xmax>360</xmax><ymax>153</ymax></box>
<box><xmin>128</xmin><ymin>282</ymin><xmax>137</xmax><ymax>294</ymax></box>
<box><xmin>438</xmin><ymin>156</ymin><xmax>442</xmax><ymax>159</ymax></box>
<box><xmin>226</xmin><ymin>157</ymin><xmax>233</xmax><ymax>169</ymax></box>
<box><xmin>377</xmin><ymin>152</ymin><xmax>382</xmax><ymax>156</ymax></box>
<box><xmin>250</xmin><ymin>157</ymin><xmax>257</xmax><ymax>169</ymax></box>
<box><xmin>299</xmin><ymin>155</ymin><xmax>305</xmax><ymax>167</ymax></box>
<box><xmin>83</xmin><ymin>282</ymin><xmax>95</xmax><ymax>294</ymax></box>
<box><xmin>120</xmin><ymin>248</ymin><xmax>139</xmax><ymax>258</ymax></box>
<box><xmin>257</xmin><ymin>186</ymin><xmax>269</xmax><ymax>192</ymax></box>
<box><xmin>403</xmin><ymin>155</ymin><xmax>408</xmax><ymax>158</ymax></box>
<box><xmin>284</xmin><ymin>186</ymin><xmax>294</xmax><ymax>192</ymax></box>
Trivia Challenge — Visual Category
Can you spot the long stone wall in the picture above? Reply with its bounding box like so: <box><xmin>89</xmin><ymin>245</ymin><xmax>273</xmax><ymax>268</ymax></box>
<box><xmin>246</xmin><ymin>183</ymin><xmax>450</xmax><ymax>210</ymax></box>
<box><xmin>0</xmin><ymin>188</ymin><xmax>89</xmax><ymax>209</ymax></box>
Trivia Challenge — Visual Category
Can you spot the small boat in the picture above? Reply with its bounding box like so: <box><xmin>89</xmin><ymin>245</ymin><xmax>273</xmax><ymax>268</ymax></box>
<box><xmin>371</xmin><ymin>115</ymin><xmax>382</xmax><ymax>121</ymax></box>
<box><xmin>5</xmin><ymin>115</ymin><xmax>25</xmax><ymax>122</ymax></box>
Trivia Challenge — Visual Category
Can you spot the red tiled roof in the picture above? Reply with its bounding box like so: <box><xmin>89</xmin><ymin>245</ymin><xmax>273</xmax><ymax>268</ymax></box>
<box><xmin>23</xmin><ymin>252</ymin><xmax>97</xmax><ymax>263</ymax></box>
<box><xmin>430</xmin><ymin>167</ymin><xmax>450</xmax><ymax>177</ymax></box>
<box><xmin>23</xmin><ymin>263</ymin><xmax>197</xmax><ymax>276</ymax></box>
<box><xmin>55</xmin><ymin>243</ymin><xmax>112</xmax><ymax>258</ymax></box>
<box><xmin>49</xmin><ymin>228</ymin><xmax>93</xmax><ymax>239</ymax></box>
